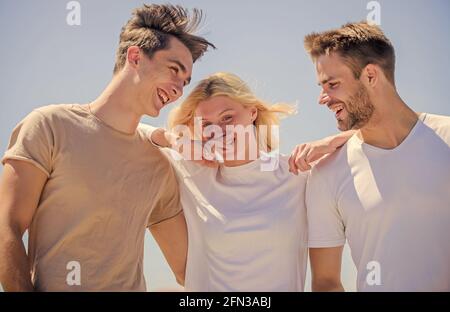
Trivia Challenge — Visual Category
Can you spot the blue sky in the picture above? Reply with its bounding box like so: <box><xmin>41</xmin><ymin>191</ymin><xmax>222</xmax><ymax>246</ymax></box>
<box><xmin>0</xmin><ymin>0</ymin><xmax>449</xmax><ymax>291</ymax></box>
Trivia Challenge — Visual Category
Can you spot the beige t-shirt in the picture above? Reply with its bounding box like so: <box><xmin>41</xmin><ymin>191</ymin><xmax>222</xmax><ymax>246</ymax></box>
<box><xmin>2</xmin><ymin>104</ymin><xmax>181</xmax><ymax>291</ymax></box>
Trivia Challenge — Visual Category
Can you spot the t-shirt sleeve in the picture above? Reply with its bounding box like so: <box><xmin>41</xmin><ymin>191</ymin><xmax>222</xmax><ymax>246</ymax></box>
<box><xmin>146</xmin><ymin>161</ymin><xmax>182</xmax><ymax>227</ymax></box>
<box><xmin>1</xmin><ymin>110</ymin><xmax>54</xmax><ymax>177</ymax></box>
<box><xmin>137</xmin><ymin>123</ymin><xmax>158</xmax><ymax>143</ymax></box>
<box><xmin>306</xmin><ymin>168</ymin><xmax>346</xmax><ymax>248</ymax></box>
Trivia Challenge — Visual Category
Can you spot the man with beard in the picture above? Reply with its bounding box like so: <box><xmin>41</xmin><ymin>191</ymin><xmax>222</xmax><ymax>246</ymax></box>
<box><xmin>296</xmin><ymin>22</ymin><xmax>450</xmax><ymax>291</ymax></box>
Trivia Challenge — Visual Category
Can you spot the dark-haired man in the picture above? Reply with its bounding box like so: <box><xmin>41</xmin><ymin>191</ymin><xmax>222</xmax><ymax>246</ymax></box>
<box><xmin>0</xmin><ymin>4</ymin><xmax>214</xmax><ymax>291</ymax></box>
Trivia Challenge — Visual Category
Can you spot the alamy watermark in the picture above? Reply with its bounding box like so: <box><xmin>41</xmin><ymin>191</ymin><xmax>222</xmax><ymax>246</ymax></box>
<box><xmin>366</xmin><ymin>260</ymin><xmax>382</xmax><ymax>286</ymax></box>
<box><xmin>66</xmin><ymin>1</ymin><xmax>81</xmax><ymax>26</ymax></box>
<box><xmin>163</xmin><ymin>117</ymin><xmax>281</xmax><ymax>171</ymax></box>
<box><xmin>366</xmin><ymin>1</ymin><xmax>381</xmax><ymax>25</ymax></box>
<box><xmin>66</xmin><ymin>260</ymin><xmax>81</xmax><ymax>286</ymax></box>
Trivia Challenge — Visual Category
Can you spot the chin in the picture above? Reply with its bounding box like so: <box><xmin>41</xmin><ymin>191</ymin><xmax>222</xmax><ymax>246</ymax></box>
<box><xmin>337</xmin><ymin>120</ymin><xmax>350</xmax><ymax>132</ymax></box>
<box><xmin>148</xmin><ymin>110</ymin><xmax>160</xmax><ymax>117</ymax></box>
<box><xmin>144</xmin><ymin>103</ymin><xmax>160</xmax><ymax>117</ymax></box>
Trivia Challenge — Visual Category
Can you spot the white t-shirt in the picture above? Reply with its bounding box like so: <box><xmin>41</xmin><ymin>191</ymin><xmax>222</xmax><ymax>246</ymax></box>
<box><xmin>306</xmin><ymin>113</ymin><xmax>450</xmax><ymax>291</ymax></box>
<box><xmin>162</xmin><ymin>149</ymin><xmax>308</xmax><ymax>291</ymax></box>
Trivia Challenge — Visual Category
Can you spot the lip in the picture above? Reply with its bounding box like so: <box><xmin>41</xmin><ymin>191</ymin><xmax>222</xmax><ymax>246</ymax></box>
<box><xmin>328</xmin><ymin>102</ymin><xmax>345</xmax><ymax>119</ymax></box>
<box><xmin>156</xmin><ymin>88</ymin><xmax>170</xmax><ymax>108</ymax></box>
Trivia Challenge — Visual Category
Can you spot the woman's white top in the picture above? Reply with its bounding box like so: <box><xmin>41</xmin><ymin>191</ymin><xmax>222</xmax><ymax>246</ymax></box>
<box><xmin>163</xmin><ymin>149</ymin><xmax>308</xmax><ymax>292</ymax></box>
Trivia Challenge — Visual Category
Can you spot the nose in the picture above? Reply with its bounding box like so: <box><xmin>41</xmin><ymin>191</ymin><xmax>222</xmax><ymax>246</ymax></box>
<box><xmin>318</xmin><ymin>90</ymin><xmax>330</xmax><ymax>106</ymax></box>
<box><xmin>171</xmin><ymin>84</ymin><xmax>183</xmax><ymax>99</ymax></box>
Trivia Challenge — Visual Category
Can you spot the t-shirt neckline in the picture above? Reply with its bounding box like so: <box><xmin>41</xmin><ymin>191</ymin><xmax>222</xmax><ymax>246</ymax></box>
<box><xmin>75</xmin><ymin>104</ymin><xmax>140</xmax><ymax>139</ymax></box>
<box><xmin>351</xmin><ymin>113</ymin><xmax>426</xmax><ymax>153</ymax></box>
<box><xmin>218</xmin><ymin>150</ymin><xmax>277</xmax><ymax>177</ymax></box>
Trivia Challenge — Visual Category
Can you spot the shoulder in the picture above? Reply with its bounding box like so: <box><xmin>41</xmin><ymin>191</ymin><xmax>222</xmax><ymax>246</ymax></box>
<box><xmin>305</xmin><ymin>140</ymin><xmax>352</xmax><ymax>196</ymax></box>
<box><xmin>34</xmin><ymin>104</ymin><xmax>79</xmax><ymax>118</ymax></box>
<box><xmin>311</xmin><ymin>142</ymin><xmax>349</xmax><ymax>177</ymax></box>
<box><xmin>24</xmin><ymin>104</ymin><xmax>86</xmax><ymax>129</ymax></box>
<box><xmin>420</xmin><ymin>112</ymin><xmax>450</xmax><ymax>126</ymax></box>
<box><xmin>136</xmin><ymin>122</ymin><xmax>158</xmax><ymax>138</ymax></box>
<box><xmin>13</xmin><ymin>104</ymin><xmax>77</xmax><ymax>131</ymax></box>
<box><xmin>420</xmin><ymin>112</ymin><xmax>450</xmax><ymax>145</ymax></box>
<box><xmin>420</xmin><ymin>112</ymin><xmax>450</xmax><ymax>131</ymax></box>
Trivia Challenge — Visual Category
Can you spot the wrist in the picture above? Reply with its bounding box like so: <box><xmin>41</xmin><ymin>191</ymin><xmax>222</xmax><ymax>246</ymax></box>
<box><xmin>329</xmin><ymin>130</ymin><xmax>356</xmax><ymax>149</ymax></box>
<box><xmin>150</xmin><ymin>128</ymin><xmax>170</xmax><ymax>148</ymax></box>
<box><xmin>164</xmin><ymin>131</ymin><xmax>179</xmax><ymax>149</ymax></box>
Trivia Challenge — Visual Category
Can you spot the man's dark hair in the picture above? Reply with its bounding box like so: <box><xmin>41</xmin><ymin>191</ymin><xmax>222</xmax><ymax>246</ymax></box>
<box><xmin>113</xmin><ymin>4</ymin><xmax>215</xmax><ymax>74</ymax></box>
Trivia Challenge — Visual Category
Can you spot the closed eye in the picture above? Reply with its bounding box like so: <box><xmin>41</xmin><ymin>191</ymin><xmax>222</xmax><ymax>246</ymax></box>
<box><xmin>170</xmin><ymin>66</ymin><xmax>179</xmax><ymax>74</ymax></box>
<box><xmin>222</xmin><ymin>115</ymin><xmax>233</xmax><ymax>123</ymax></box>
<box><xmin>329</xmin><ymin>82</ymin><xmax>339</xmax><ymax>89</ymax></box>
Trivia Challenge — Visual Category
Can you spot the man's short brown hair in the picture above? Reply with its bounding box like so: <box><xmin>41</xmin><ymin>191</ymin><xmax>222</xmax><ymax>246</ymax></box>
<box><xmin>304</xmin><ymin>21</ymin><xmax>396</xmax><ymax>84</ymax></box>
<box><xmin>113</xmin><ymin>4</ymin><xmax>215</xmax><ymax>74</ymax></box>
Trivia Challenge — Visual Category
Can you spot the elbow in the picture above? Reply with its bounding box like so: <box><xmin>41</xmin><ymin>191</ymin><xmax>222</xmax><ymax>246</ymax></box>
<box><xmin>312</xmin><ymin>278</ymin><xmax>344</xmax><ymax>292</ymax></box>
<box><xmin>174</xmin><ymin>269</ymin><xmax>185</xmax><ymax>287</ymax></box>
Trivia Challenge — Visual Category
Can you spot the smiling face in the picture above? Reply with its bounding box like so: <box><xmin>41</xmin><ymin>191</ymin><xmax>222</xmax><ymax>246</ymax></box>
<box><xmin>134</xmin><ymin>36</ymin><xmax>193</xmax><ymax>117</ymax></box>
<box><xmin>195</xmin><ymin>96</ymin><xmax>257</xmax><ymax>157</ymax></box>
<box><xmin>316</xmin><ymin>53</ymin><xmax>374</xmax><ymax>131</ymax></box>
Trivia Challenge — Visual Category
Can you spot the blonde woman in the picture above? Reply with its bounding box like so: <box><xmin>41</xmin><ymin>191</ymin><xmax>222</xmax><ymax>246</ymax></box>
<box><xmin>143</xmin><ymin>72</ymin><xmax>352</xmax><ymax>291</ymax></box>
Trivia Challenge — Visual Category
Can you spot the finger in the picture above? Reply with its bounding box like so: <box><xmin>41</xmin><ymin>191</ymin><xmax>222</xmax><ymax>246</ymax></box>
<box><xmin>189</xmin><ymin>140</ymin><xmax>203</xmax><ymax>160</ymax></box>
<box><xmin>306</xmin><ymin>148</ymin><xmax>324</xmax><ymax>164</ymax></box>
<box><xmin>296</xmin><ymin>152</ymin><xmax>310</xmax><ymax>172</ymax></box>
<box><xmin>293</xmin><ymin>144</ymin><xmax>308</xmax><ymax>173</ymax></box>
<box><xmin>295</xmin><ymin>147</ymin><xmax>308</xmax><ymax>170</ymax></box>
<box><xmin>296</xmin><ymin>146</ymin><xmax>312</xmax><ymax>172</ymax></box>
<box><xmin>288</xmin><ymin>146</ymin><xmax>300</xmax><ymax>174</ymax></box>
<box><xmin>297</xmin><ymin>157</ymin><xmax>311</xmax><ymax>171</ymax></box>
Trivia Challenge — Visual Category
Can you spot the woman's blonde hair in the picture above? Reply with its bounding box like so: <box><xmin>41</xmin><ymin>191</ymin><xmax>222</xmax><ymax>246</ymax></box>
<box><xmin>168</xmin><ymin>72</ymin><xmax>296</xmax><ymax>152</ymax></box>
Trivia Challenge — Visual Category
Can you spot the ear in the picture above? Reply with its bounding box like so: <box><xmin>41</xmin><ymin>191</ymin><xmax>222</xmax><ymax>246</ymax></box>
<box><xmin>126</xmin><ymin>46</ymin><xmax>141</xmax><ymax>69</ymax></box>
<box><xmin>250</xmin><ymin>106</ymin><xmax>258</xmax><ymax>123</ymax></box>
<box><xmin>361</xmin><ymin>64</ymin><xmax>378</xmax><ymax>88</ymax></box>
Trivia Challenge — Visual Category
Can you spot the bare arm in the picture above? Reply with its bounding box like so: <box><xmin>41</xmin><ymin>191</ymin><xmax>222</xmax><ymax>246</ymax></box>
<box><xmin>149</xmin><ymin>211</ymin><xmax>188</xmax><ymax>286</ymax></box>
<box><xmin>309</xmin><ymin>246</ymin><xmax>345</xmax><ymax>292</ymax></box>
<box><xmin>149</xmin><ymin>128</ymin><xmax>174</xmax><ymax>148</ymax></box>
<box><xmin>289</xmin><ymin>130</ymin><xmax>357</xmax><ymax>173</ymax></box>
<box><xmin>149</xmin><ymin>128</ymin><xmax>218</xmax><ymax>168</ymax></box>
<box><xmin>0</xmin><ymin>160</ymin><xmax>47</xmax><ymax>291</ymax></box>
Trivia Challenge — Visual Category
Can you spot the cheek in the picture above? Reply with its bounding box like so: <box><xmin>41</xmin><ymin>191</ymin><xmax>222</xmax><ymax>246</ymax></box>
<box><xmin>234</xmin><ymin>114</ymin><xmax>253</xmax><ymax>126</ymax></box>
<box><xmin>331</xmin><ymin>89</ymin><xmax>347</xmax><ymax>102</ymax></box>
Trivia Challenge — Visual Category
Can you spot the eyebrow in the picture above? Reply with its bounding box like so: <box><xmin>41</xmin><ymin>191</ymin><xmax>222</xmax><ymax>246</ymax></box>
<box><xmin>169</xmin><ymin>59</ymin><xmax>191</xmax><ymax>85</ymax></box>
<box><xmin>219</xmin><ymin>109</ymin><xmax>233</xmax><ymax>115</ymax></box>
<box><xmin>317</xmin><ymin>76</ymin><xmax>336</xmax><ymax>86</ymax></box>
<box><xmin>201</xmin><ymin>109</ymin><xmax>234</xmax><ymax>123</ymax></box>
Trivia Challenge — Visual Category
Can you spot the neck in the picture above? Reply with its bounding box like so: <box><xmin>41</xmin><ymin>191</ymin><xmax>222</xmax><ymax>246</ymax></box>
<box><xmin>89</xmin><ymin>73</ymin><xmax>142</xmax><ymax>135</ymax></box>
<box><xmin>223</xmin><ymin>152</ymin><xmax>260</xmax><ymax>167</ymax></box>
<box><xmin>358</xmin><ymin>89</ymin><xmax>419</xmax><ymax>149</ymax></box>
<box><xmin>223</xmin><ymin>135</ymin><xmax>260</xmax><ymax>167</ymax></box>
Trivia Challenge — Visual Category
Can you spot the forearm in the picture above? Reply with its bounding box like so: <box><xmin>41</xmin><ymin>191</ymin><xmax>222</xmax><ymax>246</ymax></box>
<box><xmin>0</xmin><ymin>225</ymin><xmax>33</xmax><ymax>291</ymax></box>
<box><xmin>309</xmin><ymin>247</ymin><xmax>345</xmax><ymax>292</ymax></box>
<box><xmin>327</xmin><ymin>130</ymin><xmax>357</xmax><ymax>149</ymax></box>
<box><xmin>312</xmin><ymin>279</ymin><xmax>345</xmax><ymax>292</ymax></box>
<box><xmin>150</xmin><ymin>212</ymin><xmax>188</xmax><ymax>286</ymax></box>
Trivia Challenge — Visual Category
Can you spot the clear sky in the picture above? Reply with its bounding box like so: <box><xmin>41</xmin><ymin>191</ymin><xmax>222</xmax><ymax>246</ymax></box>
<box><xmin>0</xmin><ymin>0</ymin><xmax>449</xmax><ymax>291</ymax></box>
